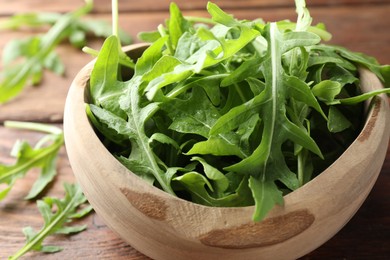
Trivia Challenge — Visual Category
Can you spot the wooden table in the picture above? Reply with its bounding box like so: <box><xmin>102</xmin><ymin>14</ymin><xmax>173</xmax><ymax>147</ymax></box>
<box><xmin>0</xmin><ymin>0</ymin><xmax>389</xmax><ymax>259</ymax></box>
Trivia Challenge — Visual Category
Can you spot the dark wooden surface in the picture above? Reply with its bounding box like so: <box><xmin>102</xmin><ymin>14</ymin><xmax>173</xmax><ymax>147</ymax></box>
<box><xmin>0</xmin><ymin>0</ymin><xmax>389</xmax><ymax>259</ymax></box>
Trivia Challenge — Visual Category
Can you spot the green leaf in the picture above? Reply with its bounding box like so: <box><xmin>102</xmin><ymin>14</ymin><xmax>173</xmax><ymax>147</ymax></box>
<box><xmin>193</xmin><ymin>26</ymin><xmax>260</xmax><ymax>73</ymax></box>
<box><xmin>0</xmin><ymin>0</ymin><xmax>132</xmax><ymax>104</ymax></box>
<box><xmin>118</xmin><ymin>81</ymin><xmax>175</xmax><ymax>195</ymax></box>
<box><xmin>167</xmin><ymin>2</ymin><xmax>191</xmax><ymax>50</ymax></box>
<box><xmin>89</xmin><ymin>104</ymin><xmax>132</xmax><ymax>137</ymax></box>
<box><xmin>2</xmin><ymin>37</ymin><xmax>40</xmax><ymax>65</ymax></box>
<box><xmin>312</xmin><ymin>80</ymin><xmax>342</xmax><ymax>103</ymax></box>
<box><xmin>187</xmin><ymin>134</ymin><xmax>247</xmax><ymax>159</ymax></box>
<box><xmin>149</xmin><ymin>133</ymin><xmax>180</xmax><ymax>150</ymax></box>
<box><xmin>327</xmin><ymin>106</ymin><xmax>352</xmax><ymax>133</ymax></box>
<box><xmin>89</xmin><ymin>36</ymin><xmax>126</xmax><ymax>114</ymax></box>
<box><xmin>221</xmin><ymin>54</ymin><xmax>264</xmax><ymax>87</ymax></box>
<box><xmin>248</xmin><ymin>176</ymin><xmax>284</xmax><ymax>221</ymax></box>
<box><xmin>161</xmin><ymin>87</ymin><xmax>220</xmax><ymax>138</ymax></box>
<box><xmin>223</xmin><ymin>23</ymin><xmax>321</xmax><ymax>220</ymax></box>
<box><xmin>191</xmin><ymin>156</ymin><xmax>229</xmax><ymax>195</ymax></box>
<box><xmin>337</xmin><ymin>88</ymin><xmax>390</xmax><ymax>105</ymax></box>
<box><xmin>143</xmin><ymin>55</ymin><xmax>192</xmax><ymax>99</ymax></box>
<box><xmin>295</xmin><ymin>0</ymin><xmax>312</xmax><ymax>31</ymax></box>
<box><xmin>0</xmin><ymin>0</ymin><xmax>94</xmax><ymax>104</ymax></box>
<box><xmin>137</xmin><ymin>30</ymin><xmax>161</xmax><ymax>42</ymax></box>
<box><xmin>0</xmin><ymin>12</ymin><xmax>60</xmax><ymax>30</ymax></box>
<box><xmin>207</xmin><ymin>2</ymin><xmax>238</xmax><ymax>27</ymax></box>
<box><xmin>210</xmin><ymin>90</ymin><xmax>268</xmax><ymax>135</ymax></box>
<box><xmin>173</xmin><ymin>172</ymin><xmax>253</xmax><ymax>207</ymax></box>
<box><xmin>85</xmin><ymin>104</ymin><xmax>129</xmax><ymax>146</ymax></box>
<box><xmin>40</xmin><ymin>245</ymin><xmax>63</xmax><ymax>253</ymax></box>
<box><xmin>43</xmin><ymin>51</ymin><xmax>65</xmax><ymax>75</ymax></box>
<box><xmin>135</xmin><ymin>36</ymin><xmax>168</xmax><ymax>76</ymax></box>
<box><xmin>0</xmin><ymin>122</ymin><xmax>63</xmax><ymax>201</ymax></box>
<box><xmin>282</xmin><ymin>31</ymin><xmax>320</xmax><ymax>53</ymax></box>
<box><xmin>285</xmin><ymin>75</ymin><xmax>326</xmax><ymax>119</ymax></box>
<box><xmin>9</xmin><ymin>183</ymin><xmax>91</xmax><ymax>259</ymax></box>
<box><xmin>55</xmin><ymin>225</ymin><xmax>87</xmax><ymax>235</ymax></box>
<box><xmin>333</xmin><ymin>46</ymin><xmax>389</xmax><ymax>86</ymax></box>
<box><xmin>25</xmin><ymin>155</ymin><xmax>58</xmax><ymax>200</ymax></box>
<box><xmin>90</xmin><ymin>102</ymin><xmax>167</xmax><ymax>186</ymax></box>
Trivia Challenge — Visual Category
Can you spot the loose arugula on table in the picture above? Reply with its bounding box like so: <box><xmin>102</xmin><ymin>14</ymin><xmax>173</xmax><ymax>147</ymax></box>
<box><xmin>8</xmin><ymin>183</ymin><xmax>93</xmax><ymax>260</ymax></box>
<box><xmin>0</xmin><ymin>122</ymin><xmax>92</xmax><ymax>259</ymax></box>
<box><xmin>0</xmin><ymin>0</ymin><xmax>131</xmax><ymax>104</ymax></box>
<box><xmin>0</xmin><ymin>121</ymin><xmax>63</xmax><ymax>200</ymax></box>
<box><xmin>87</xmin><ymin>0</ymin><xmax>390</xmax><ymax>221</ymax></box>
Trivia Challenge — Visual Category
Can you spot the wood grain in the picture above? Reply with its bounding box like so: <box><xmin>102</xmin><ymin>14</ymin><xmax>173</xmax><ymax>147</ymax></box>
<box><xmin>0</xmin><ymin>0</ymin><xmax>388</xmax><ymax>15</ymax></box>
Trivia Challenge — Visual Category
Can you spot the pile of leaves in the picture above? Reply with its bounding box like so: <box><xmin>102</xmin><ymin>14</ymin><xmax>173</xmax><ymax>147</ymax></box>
<box><xmin>87</xmin><ymin>0</ymin><xmax>390</xmax><ymax>221</ymax></box>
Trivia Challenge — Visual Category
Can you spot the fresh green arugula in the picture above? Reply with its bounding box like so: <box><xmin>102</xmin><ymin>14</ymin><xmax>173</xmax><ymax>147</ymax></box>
<box><xmin>1</xmin><ymin>122</ymin><xmax>93</xmax><ymax>259</ymax></box>
<box><xmin>87</xmin><ymin>0</ymin><xmax>390</xmax><ymax>221</ymax></box>
<box><xmin>8</xmin><ymin>183</ymin><xmax>93</xmax><ymax>260</ymax></box>
<box><xmin>0</xmin><ymin>0</ymin><xmax>131</xmax><ymax>104</ymax></box>
<box><xmin>0</xmin><ymin>121</ymin><xmax>63</xmax><ymax>200</ymax></box>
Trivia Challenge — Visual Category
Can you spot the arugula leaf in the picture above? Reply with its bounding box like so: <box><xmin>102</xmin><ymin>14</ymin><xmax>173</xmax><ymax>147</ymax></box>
<box><xmin>337</xmin><ymin>88</ymin><xmax>390</xmax><ymax>104</ymax></box>
<box><xmin>0</xmin><ymin>12</ymin><xmax>61</xmax><ymax>29</ymax></box>
<box><xmin>87</xmin><ymin>0</ymin><xmax>389</xmax><ymax>222</ymax></box>
<box><xmin>88</xmin><ymin>71</ymin><xmax>175</xmax><ymax>195</ymax></box>
<box><xmin>219</xmin><ymin>23</ymin><xmax>323</xmax><ymax>220</ymax></box>
<box><xmin>0</xmin><ymin>121</ymin><xmax>63</xmax><ymax>201</ymax></box>
<box><xmin>89</xmin><ymin>35</ymin><xmax>127</xmax><ymax>116</ymax></box>
<box><xmin>167</xmin><ymin>3</ymin><xmax>192</xmax><ymax>52</ymax></box>
<box><xmin>327</xmin><ymin>106</ymin><xmax>352</xmax><ymax>133</ymax></box>
<box><xmin>322</xmin><ymin>45</ymin><xmax>389</xmax><ymax>87</ymax></box>
<box><xmin>0</xmin><ymin>0</ymin><xmax>132</xmax><ymax>104</ymax></box>
<box><xmin>0</xmin><ymin>4</ymin><xmax>131</xmax><ymax>48</ymax></box>
<box><xmin>8</xmin><ymin>183</ymin><xmax>93</xmax><ymax>260</ymax></box>
<box><xmin>0</xmin><ymin>0</ymin><xmax>91</xmax><ymax>104</ymax></box>
<box><xmin>173</xmin><ymin>171</ymin><xmax>254</xmax><ymax>207</ymax></box>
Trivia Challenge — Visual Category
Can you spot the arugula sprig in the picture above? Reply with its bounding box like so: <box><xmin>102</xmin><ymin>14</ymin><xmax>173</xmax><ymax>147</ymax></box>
<box><xmin>0</xmin><ymin>0</ymin><xmax>131</xmax><ymax>104</ymax></box>
<box><xmin>1</xmin><ymin>122</ymin><xmax>93</xmax><ymax>258</ymax></box>
<box><xmin>8</xmin><ymin>183</ymin><xmax>93</xmax><ymax>260</ymax></box>
<box><xmin>0</xmin><ymin>121</ymin><xmax>63</xmax><ymax>200</ymax></box>
<box><xmin>87</xmin><ymin>1</ymin><xmax>390</xmax><ymax>221</ymax></box>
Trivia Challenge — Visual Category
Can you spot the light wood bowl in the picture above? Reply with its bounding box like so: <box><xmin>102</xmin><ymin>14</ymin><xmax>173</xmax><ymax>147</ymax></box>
<box><xmin>64</xmin><ymin>44</ymin><xmax>390</xmax><ymax>260</ymax></box>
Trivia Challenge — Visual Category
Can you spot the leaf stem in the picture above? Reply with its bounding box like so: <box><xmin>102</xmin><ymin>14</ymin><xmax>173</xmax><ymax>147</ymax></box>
<box><xmin>297</xmin><ymin>152</ymin><xmax>304</xmax><ymax>186</ymax></box>
<box><xmin>111</xmin><ymin>0</ymin><xmax>119</xmax><ymax>38</ymax></box>
<box><xmin>184</xmin><ymin>16</ymin><xmax>216</xmax><ymax>25</ymax></box>
<box><xmin>338</xmin><ymin>88</ymin><xmax>390</xmax><ymax>105</ymax></box>
<box><xmin>4</xmin><ymin>121</ymin><xmax>63</xmax><ymax>135</ymax></box>
<box><xmin>157</xmin><ymin>24</ymin><xmax>174</xmax><ymax>55</ymax></box>
<box><xmin>82</xmin><ymin>46</ymin><xmax>100</xmax><ymax>56</ymax></box>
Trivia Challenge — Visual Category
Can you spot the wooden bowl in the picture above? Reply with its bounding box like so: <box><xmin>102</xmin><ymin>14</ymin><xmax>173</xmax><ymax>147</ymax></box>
<box><xmin>64</xmin><ymin>44</ymin><xmax>390</xmax><ymax>260</ymax></box>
